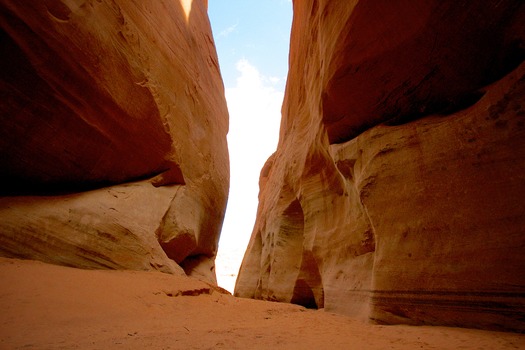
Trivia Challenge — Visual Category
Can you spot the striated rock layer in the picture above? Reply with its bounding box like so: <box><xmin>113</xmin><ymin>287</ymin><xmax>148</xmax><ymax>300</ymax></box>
<box><xmin>0</xmin><ymin>0</ymin><xmax>229</xmax><ymax>283</ymax></box>
<box><xmin>235</xmin><ymin>0</ymin><xmax>525</xmax><ymax>331</ymax></box>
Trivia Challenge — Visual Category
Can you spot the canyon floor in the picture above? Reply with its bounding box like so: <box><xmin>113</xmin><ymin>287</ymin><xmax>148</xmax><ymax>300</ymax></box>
<box><xmin>0</xmin><ymin>258</ymin><xmax>523</xmax><ymax>350</ymax></box>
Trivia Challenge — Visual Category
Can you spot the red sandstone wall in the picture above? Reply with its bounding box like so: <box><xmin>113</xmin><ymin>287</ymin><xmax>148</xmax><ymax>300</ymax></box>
<box><xmin>0</xmin><ymin>0</ymin><xmax>229</xmax><ymax>283</ymax></box>
<box><xmin>235</xmin><ymin>0</ymin><xmax>525</xmax><ymax>331</ymax></box>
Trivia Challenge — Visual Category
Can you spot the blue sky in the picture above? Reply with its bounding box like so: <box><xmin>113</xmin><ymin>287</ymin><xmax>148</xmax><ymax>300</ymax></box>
<box><xmin>207</xmin><ymin>1</ymin><xmax>293</xmax><ymax>292</ymax></box>
<box><xmin>209</xmin><ymin>0</ymin><xmax>292</xmax><ymax>90</ymax></box>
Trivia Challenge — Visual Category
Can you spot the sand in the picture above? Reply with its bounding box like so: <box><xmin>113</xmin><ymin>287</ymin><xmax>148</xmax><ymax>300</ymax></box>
<box><xmin>0</xmin><ymin>258</ymin><xmax>523</xmax><ymax>350</ymax></box>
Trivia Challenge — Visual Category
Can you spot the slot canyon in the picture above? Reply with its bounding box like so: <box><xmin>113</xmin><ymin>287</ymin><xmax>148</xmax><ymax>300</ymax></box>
<box><xmin>1</xmin><ymin>0</ymin><xmax>524</xmax><ymax>348</ymax></box>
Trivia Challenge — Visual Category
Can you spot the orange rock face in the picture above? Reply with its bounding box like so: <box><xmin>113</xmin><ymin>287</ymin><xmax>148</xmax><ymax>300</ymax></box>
<box><xmin>0</xmin><ymin>0</ymin><xmax>229</xmax><ymax>283</ymax></box>
<box><xmin>235</xmin><ymin>0</ymin><xmax>525</xmax><ymax>331</ymax></box>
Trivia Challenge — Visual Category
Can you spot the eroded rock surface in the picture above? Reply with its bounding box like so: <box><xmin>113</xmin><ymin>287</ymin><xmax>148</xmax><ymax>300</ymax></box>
<box><xmin>235</xmin><ymin>0</ymin><xmax>525</xmax><ymax>331</ymax></box>
<box><xmin>0</xmin><ymin>0</ymin><xmax>229</xmax><ymax>283</ymax></box>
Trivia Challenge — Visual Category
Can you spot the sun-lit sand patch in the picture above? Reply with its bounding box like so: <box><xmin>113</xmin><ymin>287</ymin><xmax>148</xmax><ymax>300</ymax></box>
<box><xmin>216</xmin><ymin>246</ymin><xmax>245</xmax><ymax>293</ymax></box>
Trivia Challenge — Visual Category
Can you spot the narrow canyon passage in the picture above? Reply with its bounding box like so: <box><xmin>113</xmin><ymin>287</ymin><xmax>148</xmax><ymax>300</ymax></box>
<box><xmin>1</xmin><ymin>1</ymin><xmax>524</xmax><ymax>347</ymax></box>
<box><xmin>207</xmin><ymin>0</ymin><xmax>293</xmax><ymax>293</ymax></box>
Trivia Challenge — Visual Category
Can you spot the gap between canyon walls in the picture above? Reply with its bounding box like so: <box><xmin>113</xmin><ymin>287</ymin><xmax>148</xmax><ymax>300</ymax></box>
<box><xmin>207</xmin><ymin>1</ymin><xmax>293</xmax><ymax>293</ymax></box>
<box><xmin>235</xmin><ymin>0</ymin><xmax>525</xmax><ymax>332</ymax></box>
<box><xmin>0</xmin><ymin>0</ymin><xmax>229</xmax><ymax>285</ymax></box>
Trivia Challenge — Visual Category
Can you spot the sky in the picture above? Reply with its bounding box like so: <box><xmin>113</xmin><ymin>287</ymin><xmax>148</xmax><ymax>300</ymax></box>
<box><xmin>207</xmin><ymin>0</ymin><xmax>293</xmax><ymax>292</ymax></box>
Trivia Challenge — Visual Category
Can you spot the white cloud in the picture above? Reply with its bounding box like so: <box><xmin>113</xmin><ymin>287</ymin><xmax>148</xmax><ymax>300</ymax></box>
<box><xmin>219</xmin><ymin>23</ymin><xmax>238</xmax><ymax>37</ymax></box>
<box><xmin>225</xmin><ymin>59</ymin><xmax>283</xmax><ymax>176</ymax></box>
<box><xmin>268</xmin><ymin>76</ymin><xmax>282</xmax><ymax>84</ymax></box>
<box><xmin>216</xmin><ymin>59</ymin><xmax>284</xmax><ymax>292</ymax></box>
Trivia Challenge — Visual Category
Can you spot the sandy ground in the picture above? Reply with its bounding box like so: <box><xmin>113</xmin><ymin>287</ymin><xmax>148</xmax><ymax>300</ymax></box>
<box><xmin>0</xmin><ymin>258</ymin><xmax>524</xmax><ymax>350</ymax></box>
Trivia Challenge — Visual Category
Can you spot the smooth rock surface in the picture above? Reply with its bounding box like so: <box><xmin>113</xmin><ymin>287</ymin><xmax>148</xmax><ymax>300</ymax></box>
<box><xmin>235</xmin><ymin>0</ymin><xmax>525</xmax><ymax>331</ymax></box>
<box><xmin>0</xmin><ymin>0</ymin><xmax>229</xmax><ymax>283</ymax></box>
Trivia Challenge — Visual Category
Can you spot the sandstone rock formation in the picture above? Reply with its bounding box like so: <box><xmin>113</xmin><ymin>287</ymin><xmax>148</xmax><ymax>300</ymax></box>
<box><xmin>235</xmin><ymin>0</ymin><xmax>525</xmax><ymax>331</ymax></box>
<box><xmin>0</xmin><ymin>0</ymin><xmax>229</xmax><ymax>283</ymax></box>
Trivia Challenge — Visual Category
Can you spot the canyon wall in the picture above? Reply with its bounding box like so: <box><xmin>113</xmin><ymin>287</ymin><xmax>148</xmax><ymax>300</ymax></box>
<box><xmin>0</xmin><ymin>0</ymin><xmax>229</xmax><ymax>283</ymax></box>
<box><xmin>235</xmin><ymin>0</ymin><xmax>525</xmax><ymax>331</ymax></box>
